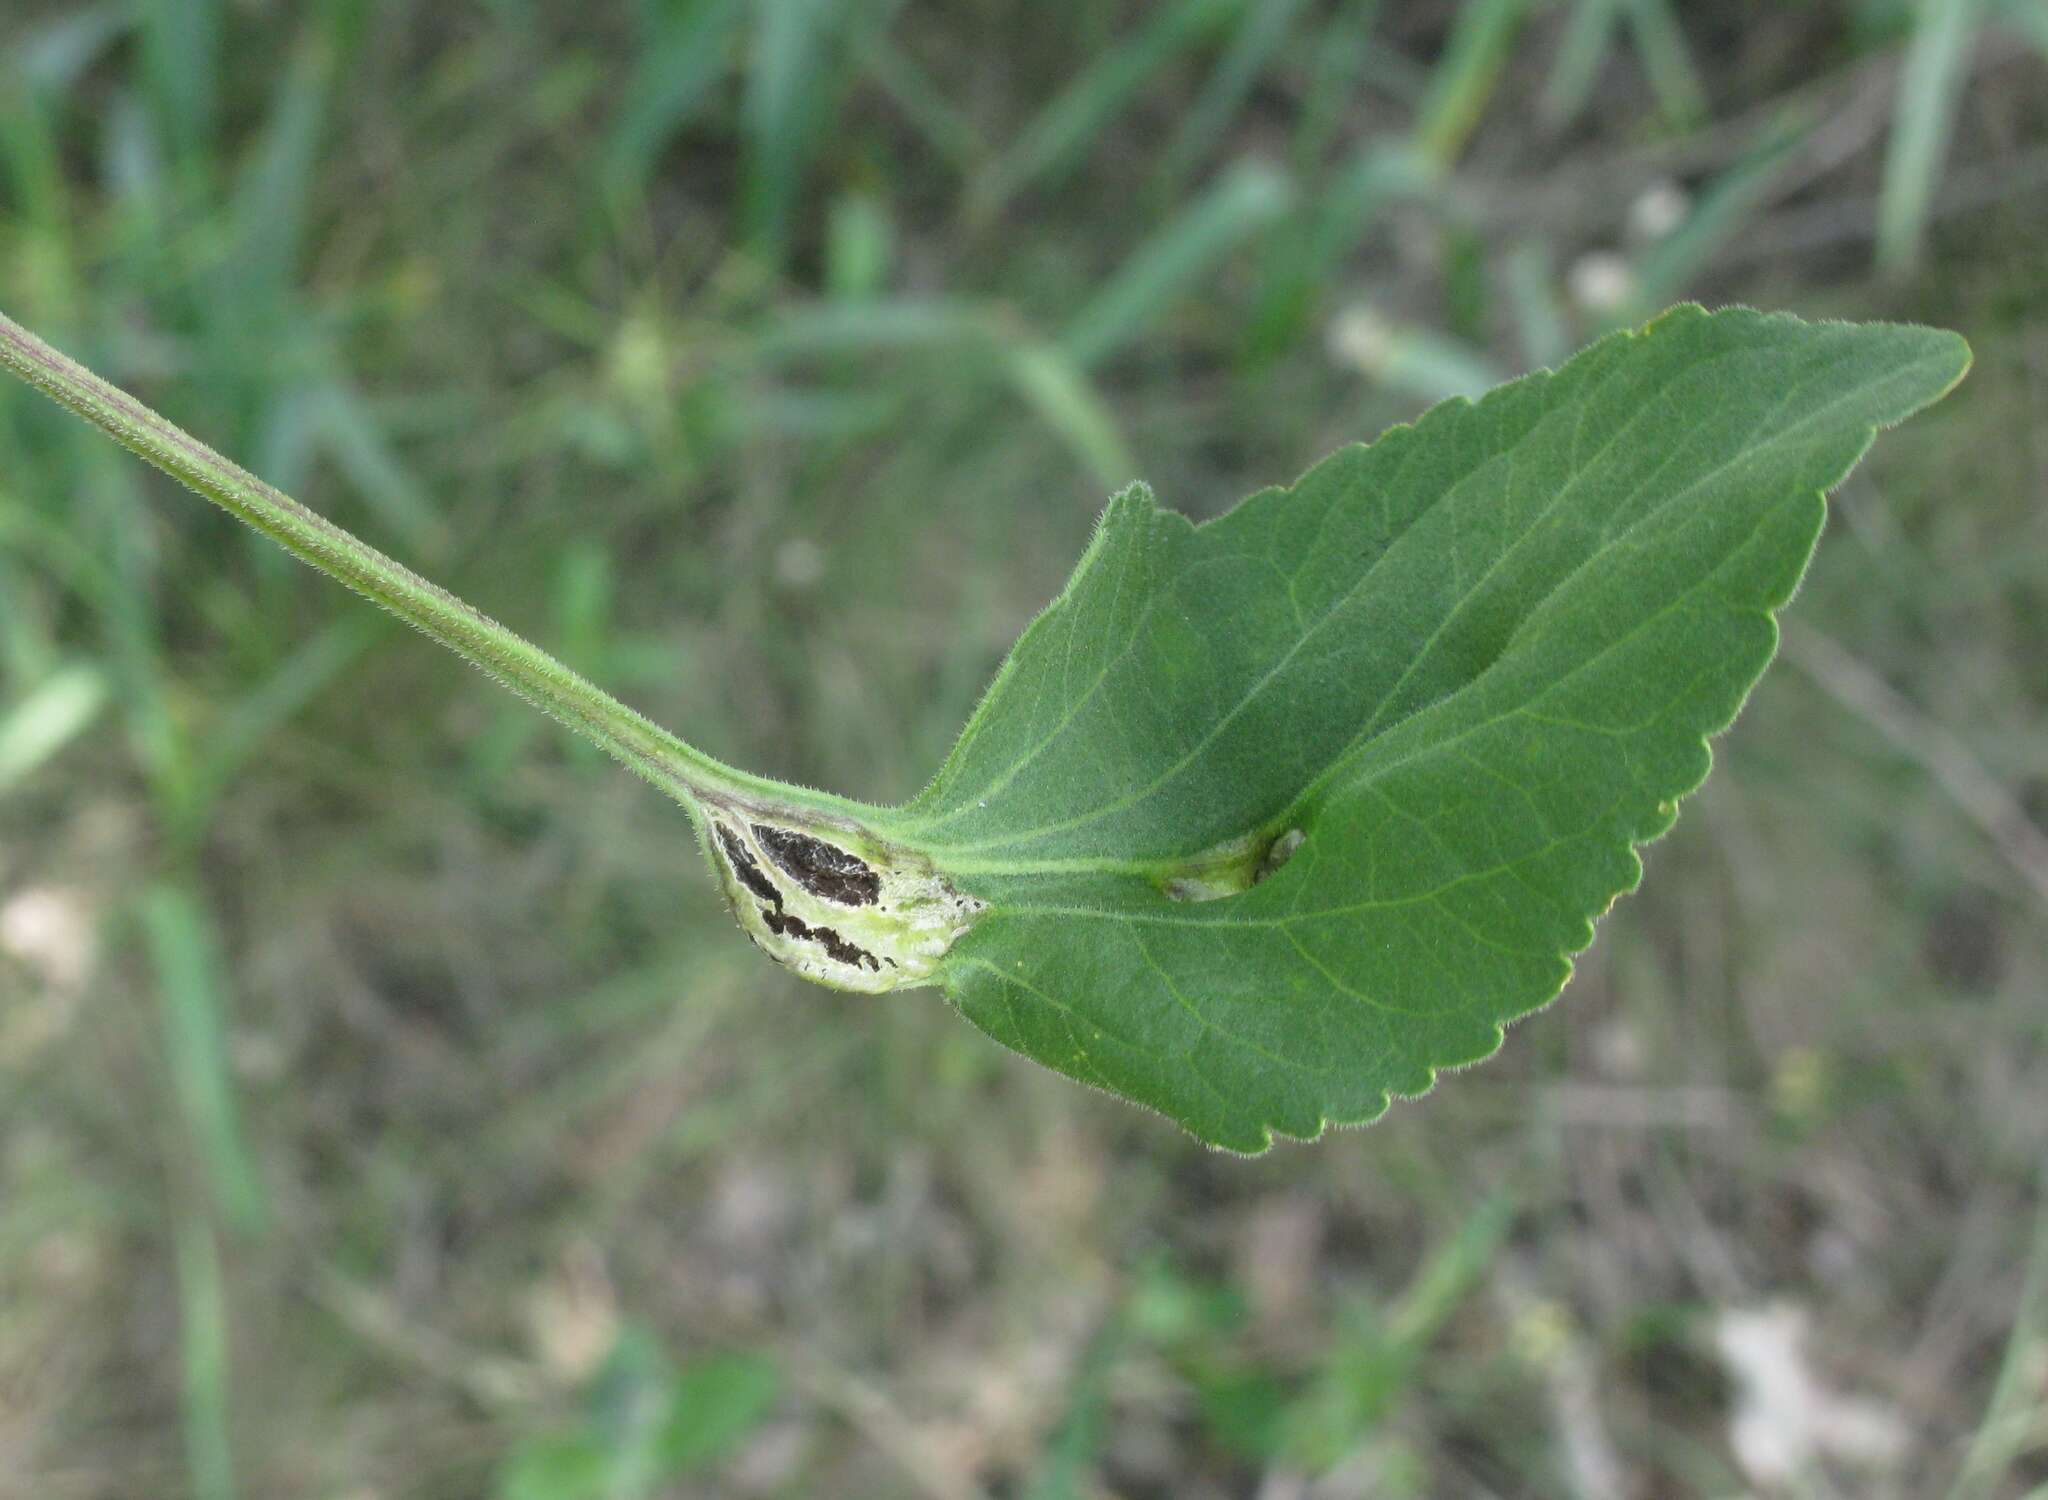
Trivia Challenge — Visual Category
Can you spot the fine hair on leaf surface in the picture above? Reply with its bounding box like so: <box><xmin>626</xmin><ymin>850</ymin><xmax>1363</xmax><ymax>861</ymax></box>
<box><xmin>0</xmin><ymin>303</ymin><xmax>1968</xmax><ymax>1152</ymax></box>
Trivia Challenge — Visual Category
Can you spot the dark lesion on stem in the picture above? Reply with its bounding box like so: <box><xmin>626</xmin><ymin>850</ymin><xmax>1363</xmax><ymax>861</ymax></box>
<box><xmin>752</xmin><ymin>823</ymin><xmax>882</xmax><ymax>906</ymax></box>
<box><xmin>712</xmin><ymin>821</ymin><xmax>887</xmax><ymax>975</ymax></box>
<box><xmin>716</xmin><ymin>824</ymin><xmax>784</xmax><ymax>909</ymax></box>
<box><xmin>761</xmin><ymin>909</ymin><xmax>883</xmax><ymax>971</ymax></box>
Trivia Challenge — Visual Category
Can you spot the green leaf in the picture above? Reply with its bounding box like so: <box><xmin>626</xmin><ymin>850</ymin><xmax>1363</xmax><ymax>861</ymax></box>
<box><xmin>655</xmin><ymin>1353</ymin><xmax>780</xmax><ymax>1469</ymax></box>
<box><xmin>143</xmin><ymin>883</ymin><xmax>269</xmax><ymax>1234</ymax></box>
<box><xmin>0</xmin><ymin>660</ymin><xmax>108</xmax><ymax>793</ymax></box>
<box><xmin>871</xmin><ymin>306</ymin><xmax>1966</xmax><ymax>1151</ymax></box>
<box><xmin>499</xmin><ymin>1435</ymin><xmax>608</xmax><ymax>1500</ymax></box>
<box><xmin>496</xmin><ymin>1341</ymin><xmax>778</xmax><ymax>1500</ymax></box>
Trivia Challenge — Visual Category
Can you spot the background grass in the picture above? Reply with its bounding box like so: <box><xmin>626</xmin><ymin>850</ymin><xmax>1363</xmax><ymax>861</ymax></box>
<box><xmin>2</xmin><ymin>2</ymin><xmax>2046</xmax><ymax>1496</ymax></box>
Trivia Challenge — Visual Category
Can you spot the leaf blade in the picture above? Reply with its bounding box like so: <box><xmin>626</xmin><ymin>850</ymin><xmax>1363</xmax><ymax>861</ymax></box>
<box><xmin>898</xmin><ymin>306</ymin><xmax>1966</xmax><ymax>1150</ymax></box>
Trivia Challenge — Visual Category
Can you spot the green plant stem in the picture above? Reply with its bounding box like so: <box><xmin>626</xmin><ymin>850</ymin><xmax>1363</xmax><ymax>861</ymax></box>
<box><xmin>0</xmin><ymin>309</ymin><xmax>824</xmax><ymax>819</ymax></box>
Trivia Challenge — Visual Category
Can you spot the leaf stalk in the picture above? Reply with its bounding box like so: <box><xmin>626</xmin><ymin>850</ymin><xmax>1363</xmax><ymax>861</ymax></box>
<box><xmin>0</xmin><ymin>309</ymin><xmax>825</xmax><ymax>820</ymax></box>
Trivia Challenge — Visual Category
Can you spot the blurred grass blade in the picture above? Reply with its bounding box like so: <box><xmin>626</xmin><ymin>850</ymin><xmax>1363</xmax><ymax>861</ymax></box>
<box><xmin>175</xmin><ymin>1217</ymin><xmax>238</xmax><ymax>1500</ymax></box>
<box><xmin>0</xmin><ymin>69</ymin><xmax>69</xmax><ymax>237</ymax></box>
<box><xmin>0</xmin><ymin>555</ymin><xmax>50</xmax><ymax>681</ymax></box>
<box><xmin>225</xmin><ymin>30</ymin><xmax>332</xmax><ymax>299</ymax></box>
<box><xmin>138</xmin><ymin>0</ymin><xmax>220</xmax><ymax>167</ymax></box>
<box><xmin>1994</xmin><ymin>0</ymin><xmax>2048</xmax><ymax>53</ymax></box>
<box><xmin>499</xmin><ymin>1340</ymin><xmax>777</xmax><ymax>1500</ymax></box>
<box><xmin>1327</xmin><ymin>304</ymin><xmax>1502</xmax><ymax>402</ymax></box>
<box><xmin>1503</xmin><ymin>241</ymin><xmax>1568</xmax><ymax>369</ymax></box>
<box><xmin>726</xmin><ymin>383</ymin><xmax>902</xmax><ymax>438</ymax></box>
<box><xmin>1624</xmin><ymin>0</ymin><xmax>1707</xmax><ymax>128</ymax></box>
<box><xmin>1628</xmin><ymin>114</ymin><xmax>1806</xmax><ymax>315</ymax></box>
<box><xmin>745</xmin><ymin>296</ymin><xmax>1132</xmax><ymax>479</ymax></box>
<box><xmin>1154</xmin><ymin>0</ymin><xmax>1311</xmax><ymax>194</ymax></box>
<box><xmin>1879</xmin><ymin>0</ymin><xmax>1980</xmax><ymax>277</ymax></box>
<box><xmin>1946</xmin><ymin>1178</ymin><xmax>2048</xmax><ymax>1500</ymax></box>
<box><xmin>554</xmin><ymin>540</ymin><xmax>615</xmax><ymax>673</ymax></box>
<box><xmin>825</xmin><ymin>191</ymin><xmax>894</xmax><ymax>301</ymax></box>
<box><xmin>1298</xmin><ymin>141</ymin><xmax>1428</xmax><ymax>268</ymax></box>
<box><xmin>604</xmin><ymin>0</ymin><xmax>744</xmax><ymax>191</ymax></box>
<box><xmin>745</xmin><ymin>0</ymin><xmax>843</xmax><ymax>272</ymax></box>
<box><xmin>854</xmin><ymin>30</ymin><xmax>985</xmax><ymax>172</ymax></box>
<box><xmin>313</xmin><ymin>382</ymin><xmax>447</xmax><ymax>554</ymax></box>
<box><xmin>1387</xmin><ymin>1195</ymin><xmax>1516</xmax><ymax>1349</ymax></box>
<box><xmin>1541</xmin><ymin>0</ymin><xmax>1623</xmax><ymax>125</ymax></box>
<box><xmin>972</xmin><ymin>0</ymin><xmax>1243</xmax><ymax>219</ymax></box>
<box><xmin>500</xmin><ymin>1436</ymin><xmax>607</xmax><ymax>1500</ymax></box>
<box><xmin>1020</xmin><ymin>1325</ymin><xmax>1122</xmax><ymax>1500</ymax></box>
<box><xmin>1060</xmin><ymin>159</ymin><xmax>1292</xmax><ymax>368</ymax></box>
<box><xmin>1245</xmin><ymin>143</ymin><xmax>1429</xmax><ymax>359</ymax></box>
<box><xmin>143</xmin><ymin>885</ymin><xmax>269</xmax><ymax>1238</ymax></box>
<box><xmin>1412</xmin><ymin>0</ymin><xmax>1531</xmax><ymax>170</ymax></box>
<box><xmin>751</xmin><ymin>296</ymin><xmax>985</xmax><ymax>357</ymax></box>
<box><xmin>192</xmin><ymin>615</ymin><xmax>380</xmax><ymax>816</ymax></box>
<box><xmin>1001</xmin><ymin>342</ymin><xmax>1134</xmax><ymax>489</ymax></box>
<box><xmin>656</xmin><ymin>1352</ymin><xmax>781</xmax><ymax>1470</ymax></box>
<box><xmin>0</xmin><ymin>661</ymin><xmax>109</xmax><ymax>793</ymax></box>
<box><xmin>102</xmin><ymin>87</ymin><xmax>171</xmax><ymax>236</ymax></box>
<box><xmin>251</xmin><ymin>379</ymin><xmax>325</xmax><ymax>498</ymax></box>
<box><xmin>552</xmin><ymin>542</ymin><xmax>615</xmax><ymax>768</ymax></box>
<box><xmin>9</xmin><ymin>5</ymin><xmax>127</xmax><ymax>94</ymax></box>
<box><xmin>62</xmin><ymin>448</ymin><xmax>200</xmax><ymax>827</ymax></box>
<box><xmin>1293</xmin><ymin>0</ymin><xmax>1383</xmax><ymax>172</ymax></box>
